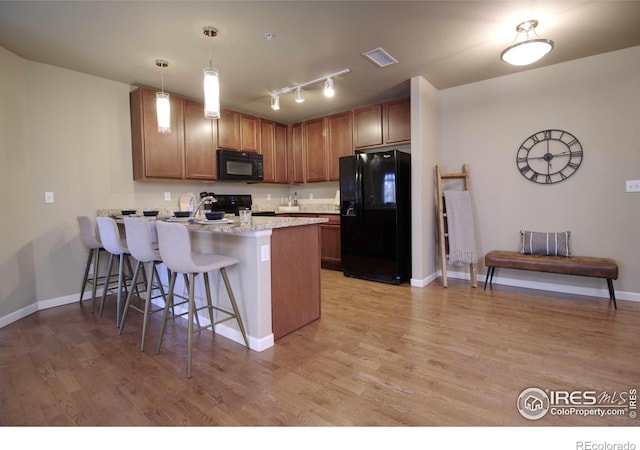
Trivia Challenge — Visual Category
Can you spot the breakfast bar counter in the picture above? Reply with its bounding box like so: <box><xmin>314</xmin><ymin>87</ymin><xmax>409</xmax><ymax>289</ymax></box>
<box><xmin>102</xmin><ymin>212</ymin><xmax>328</xmax><ymax>351</ymax></box>
<box><xmin>189</xmin><ymin>216</ymin><xmax>327</xmax><ymax>349</ymax></box>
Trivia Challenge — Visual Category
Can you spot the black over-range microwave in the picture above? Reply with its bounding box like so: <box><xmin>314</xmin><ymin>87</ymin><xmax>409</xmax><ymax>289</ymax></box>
<box><xmin>217</xmin><ymin>149</ymin><xmax>263</xmax><ymax>182</ymax></box>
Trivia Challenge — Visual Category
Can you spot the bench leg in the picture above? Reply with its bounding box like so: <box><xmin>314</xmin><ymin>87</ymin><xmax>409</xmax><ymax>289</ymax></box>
<box><xmin>607</xmin><ymin>279</ymin><xmax>618</xmax><ymax>310</ymax></box>
<box><xmin>484</xmin><ymin>267</ymin><xmax>495</xmax><ymax>290</ymax></box>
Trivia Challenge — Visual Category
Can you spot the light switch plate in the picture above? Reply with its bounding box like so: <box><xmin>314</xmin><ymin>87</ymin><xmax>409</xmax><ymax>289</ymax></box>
<box><xmin>626</xmin><ymin>180</ymin><xmax>640</xmax><ymax>192</ymax></box>
<box><xmin>44</xmin><ymin>192</ymin><xmax>54</xmax><ymax>203</ymax></box>
<box><xmin>164</xmin><ymin>192</ymin><xmax>171</xmax><ymax>201</ymax></box>
<box><xmin>261</xmin><ymin>245</ymin><xmax>270</xmax><ymax>262</ymax></box>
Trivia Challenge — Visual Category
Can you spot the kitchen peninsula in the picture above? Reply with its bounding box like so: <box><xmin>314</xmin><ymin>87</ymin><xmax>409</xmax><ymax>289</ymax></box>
<box><xmin>102</xmin><ymin>213</ymin><xmax>328</xmax><ymax>351</ymax></box>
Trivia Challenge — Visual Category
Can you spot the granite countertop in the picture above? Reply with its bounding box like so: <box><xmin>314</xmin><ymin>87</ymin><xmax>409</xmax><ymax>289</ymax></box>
<box><xmin>186</xmin><ymin>215</ymin><xmax>328</xmax><ymax>234</ymax></box>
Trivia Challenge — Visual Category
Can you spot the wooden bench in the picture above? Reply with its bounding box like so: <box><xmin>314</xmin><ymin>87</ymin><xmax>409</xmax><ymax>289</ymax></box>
<box><xmin>483</xmin><ymin>250</ymin><xmax>619</xmax><ymax>309</ymax></box>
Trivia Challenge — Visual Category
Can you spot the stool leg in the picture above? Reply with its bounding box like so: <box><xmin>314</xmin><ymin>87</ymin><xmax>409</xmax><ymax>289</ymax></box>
<box><xmin>187</xmin><ymin>273</ymin><xmax>196</xmax><ymax>378</ymax></box>
<box><xmin>156</xmin><ymin>271</ymin><xmax>177</xmax><ymax>354</ymax></box>
<box><xmin>90</xmin><ymin>248</ymin><xmax>102</xmax><ymax>313</ymax></box>
<box><xmin>79</xmin><ymin>248</ymin><xmax>94</xmax><ymax>304</ymax></box>
<box><xmin>118</xmin><ymin>260</ymin><xmax>142</xmax><ymax>336</ymax></box>
<box><xmin>220</xmin><ymin>267</ymin><xmax>248</xmax><ymax>348</ymax></box>
<box><xmin>203</xmin><ymin>273</ymin><xmax>215</xmax><ymax>327</ymax></box>
<box><xmin>140</xmin><ymin>261</ymin><xmax>160</xmax><ymax>352</ymax></box>
<box><xmin>115</xmin><ymin>254</ymin><xmax>126</xmax><ymax>328</ymax></box>
<box><xmin>99</xmin><ymin>253</ymin><xmax>115</xmax><ymax>319</ymax></box>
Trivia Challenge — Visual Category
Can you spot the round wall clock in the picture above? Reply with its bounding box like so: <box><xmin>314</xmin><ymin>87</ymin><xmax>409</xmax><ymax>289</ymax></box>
<box><xmin>516</xmin><ymin>129</ymin><xmax>583</xmax><ymax>184</ymax></box>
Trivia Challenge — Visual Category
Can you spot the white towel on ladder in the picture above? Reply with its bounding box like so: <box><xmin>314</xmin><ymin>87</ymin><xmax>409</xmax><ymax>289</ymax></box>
<box><xmin>443</xmin><ymin>190</ymin><xmax>477</xmax><ymax>266</ymax></box>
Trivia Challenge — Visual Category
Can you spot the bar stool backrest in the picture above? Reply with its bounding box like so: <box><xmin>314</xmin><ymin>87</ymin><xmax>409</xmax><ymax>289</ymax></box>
<box><xmin>96</xmin><ymin>217</ymin><xmax>128</xmax><ymax>256</ymax></box>
<box><xmin>123</xmin><ymin>217</ymin><xmax>160</xmax><ymax>263</ymax></box>
<box><xmin>156</xmin><ymin>221</ymin><xmax>196</xmax><ymax>274</ymax></box>
<box><xmin>77</xmin><ymin>216</ymin><xmax>102</xmax><ymax>249</ymax></box>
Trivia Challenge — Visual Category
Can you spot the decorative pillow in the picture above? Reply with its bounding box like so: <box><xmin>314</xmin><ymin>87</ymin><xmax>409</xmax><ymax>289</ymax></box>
<box><xmin>520</xmin><ymin>230</ymin><xmax>571</xmax><ymax>257</ymax></box>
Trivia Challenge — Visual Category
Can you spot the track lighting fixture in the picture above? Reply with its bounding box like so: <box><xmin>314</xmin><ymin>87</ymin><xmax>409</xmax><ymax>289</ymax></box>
<box><xmin>323</xmin><ymin>77</ymin><xmax>335</xmax><ymax>97</ymax></box>
<box><xmin>155</xmin><ymin>59</ymin><xmax>171</xmax><ymax>133</ymax></box>
<box><xmin>269</xmin><ymin>68</ymin><xmax>350</xmax><ymax>110</ymax></box>
<box><xmin>501</xmin><ymin>20</ymin><xmax>554</xmax><ymax>66</ymax></box>
<box><xmin>203</xmin><ymin>26</ymin><xmax>220</xmax><ymax>119</ymax></box>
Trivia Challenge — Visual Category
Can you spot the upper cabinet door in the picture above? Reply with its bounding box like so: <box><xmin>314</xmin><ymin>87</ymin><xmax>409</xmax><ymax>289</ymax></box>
<box><xmin>327</xmin><ymin>111</ymin><xmax>353</xmax><ymax>181</ymax></box>
<box><xmin>290</xmin><ymin>122</ymin><xmax>305</xmax><ymax>184</ymax></box>
<box><xmin>384</xmin><ymin>97</ymin><xmax>411</xmax><ymax>144</ymax></box>
<box><xmin>131</xmin><ymin>87</ymin><xmax>184</xmax><ymax>180</ymax></box>
<box><xmin>240</xmin><ymin>114</ymin><xmax>259</xmax><ymax>153</ymax></box>
<box><xmin>353</xmin><ymin>104</ymin><xmax>383</xmax><ymax>149</ymax></box>
<box><xmin>184</xmin><ymin>99</ymin><xmax>217</xmax><ymax>180</ymax></box>
<box><xmin>304</xmin><ymin>117</ymin><xmax>328</xmax><ymax>183</ymax></box>
<box><xmin>274</xmin><ymin>123</ymin><xmax>288</xmax><ymax>184</ymax></box>
<box><xmin>259</xmin><ymin>119</ymin><xmax>276</xmax><ymax>183</ymax></box>
<box><xmin>217</xmin><ymin>109</ymin><xmax>241</xmax><ymax>150</ymax></box>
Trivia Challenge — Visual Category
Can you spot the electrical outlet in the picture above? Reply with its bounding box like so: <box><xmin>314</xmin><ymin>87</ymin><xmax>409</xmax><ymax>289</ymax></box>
<box><xmin>309</xmin><ymin>193</ymin><xmax>314</xmax><ymax>199</ymax></box>
<box><xmin>626</xmin><ymin>180</ymin><xmax>640</xmax><ymax>192</ymax></box>
<box><xmin>267</xmin><ymin>194</ymin><xmax>271</xmax><ymax>201</ymax></box>
<box><xmin>44</xmin><ymin>192</ymin><xmax>54</xmax><ymax>203</ymax></box>
<box><xmin>164</xmin><ymin>192</ymin><xmax>172</xmax><ymax>201</ymax></box>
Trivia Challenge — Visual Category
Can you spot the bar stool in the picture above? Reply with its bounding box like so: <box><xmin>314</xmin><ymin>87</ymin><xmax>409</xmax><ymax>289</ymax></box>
<box><xmin>119</xmin><ymin>217</ymin><xmax>169</xmax><ymax>351</ymax></box>
<box><xmin>96</xmin><ymin>216</ymin><xmax>140</xmax><ymax>328</ymax></box>
<box><xmin>155</xmin><ymin>220</ymin><xmax>248</xmax><ymax>378</ymax></box>
<box><xmin>77</xmin><ymin>216</ymin><xmax>106</xmax><ymax>312</ymax></box>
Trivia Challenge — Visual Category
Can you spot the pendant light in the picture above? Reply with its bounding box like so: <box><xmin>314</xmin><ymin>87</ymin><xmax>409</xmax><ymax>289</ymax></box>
<box><xmin>501</xmin><ymin>20</ymin><xmax>554</xmax><ymax>66</ymax></box>
<box><xmin>203</xmin><ymin>26</ymin><xmax>220</xmax><ymax>119</ymax></box>
<box><xmin>155</xmin><ymin>59</ymin><xmax>171</xmax><ymax>133</ymax></box>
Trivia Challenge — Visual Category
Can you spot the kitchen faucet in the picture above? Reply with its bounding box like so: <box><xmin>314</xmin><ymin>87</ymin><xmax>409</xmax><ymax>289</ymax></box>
<box><xmin>190</xmin><ymin>195</ymin><xmax>217</xmax><ymax>218</ymax></box>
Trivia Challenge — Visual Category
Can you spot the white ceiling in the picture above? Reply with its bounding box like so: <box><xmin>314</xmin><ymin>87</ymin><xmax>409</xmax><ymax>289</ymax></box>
<box><xmin>1</xmin><ymin>1</ymin><xmax>640</xmax><ymax>124</ymax></box>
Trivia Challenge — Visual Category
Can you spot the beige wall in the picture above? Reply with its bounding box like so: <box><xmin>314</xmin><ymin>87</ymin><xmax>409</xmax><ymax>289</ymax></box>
<box><xmin>439</xmin><ymin>46</ymin><xmax>640</xmax><ymax>298</ymax></box>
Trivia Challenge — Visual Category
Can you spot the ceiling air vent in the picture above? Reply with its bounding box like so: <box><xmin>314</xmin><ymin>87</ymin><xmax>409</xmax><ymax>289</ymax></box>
<box><xmin>362</xmin><ymin>47</ymin><xmax>398</xmax><ymax>68</ymax></box>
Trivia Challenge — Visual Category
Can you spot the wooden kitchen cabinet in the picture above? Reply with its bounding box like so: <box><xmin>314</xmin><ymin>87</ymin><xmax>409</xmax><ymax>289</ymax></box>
<box><xmin>184</xmin><ymin>99</ymin><xmax>217</xmax><ymax>180</ymax></box>
<box><xmin>318</xmin><ymin>214</ymin><xmax>341</xmax><ymax>270</ymax></box>
<box><xmin>353</xmin><ymin>103</ymin><xmax>383</xmax><ymax>149</ymax></box>
<box><xmin>259</xmin><ymin>119</ymin><xmax>287</xmax><ymax>184</ymax></box>
<box><xmin>327</xmin><ymin>111</ymin><xmax>353</xmax><ymax>181</ymax></box>
<box><xmin>289</xmin><ymin>122</ymin><xmax>305</xmax><ymax>184</ymax></box>
<box><xmin>304</xmin><ymin>117</ymin><xmax>328</xmax><ymax>182</ymax></box>
<box><xmin>353</xmin><ymin>97</ymin><xmax>410</xmax><ymax>150</ymax></box>
<box><xmin>217</xmin><ymin>109</ymin><xmax>241</xmax><ymax>150</ymax></box>
<box><xmin>384</xmin><ymin>97</ymin><xmax>411</xmax><ymax>144</ymax></box>
<box><xmin>273</xmin><ymin>122</ymin><xmax>288</xmax><ymax>183</ymax></box>
<box><xmin>240</xmin><ymin>114</ymin><xmax>259</xmax><ymax>152</ymax></box>
<box><xmin>283</xmin><ymin>213</ymin><xmax>341</xmax><ymax>270</ymax></box>
<box><xmin>130</xmin><ymin>87</ymin><xmax>185</xmax><ymax>180</ymax></box>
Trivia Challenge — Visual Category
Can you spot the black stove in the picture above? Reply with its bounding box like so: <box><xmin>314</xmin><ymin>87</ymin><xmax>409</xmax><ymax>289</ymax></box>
<box><xmin>200</xmin><ymin>193</ymin><xmax>252</xmax><ymax>215</ymax></box>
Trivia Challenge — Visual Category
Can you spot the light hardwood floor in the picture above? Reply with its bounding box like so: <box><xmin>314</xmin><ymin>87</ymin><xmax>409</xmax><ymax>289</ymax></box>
<box><xmin>1</xmin><ymin>269</ymin><xmax>638</xmax><ymax>426</ymax></box>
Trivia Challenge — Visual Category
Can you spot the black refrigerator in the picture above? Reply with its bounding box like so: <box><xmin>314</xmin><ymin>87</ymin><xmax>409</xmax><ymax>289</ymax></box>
<box><xmin>339</xmin><ymin>149</ymin><xmax>411</xmax><ymax>285</ymax></box>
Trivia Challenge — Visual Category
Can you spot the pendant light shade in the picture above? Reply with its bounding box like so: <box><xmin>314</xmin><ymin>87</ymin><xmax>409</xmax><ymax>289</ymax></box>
<box><xmin>156</xmin><ymin>91</ymin><xmax>171</xmax><ymax>133</ymax></box>
<box><xmin>155</xmin><ymin>59</ymin><xmax>171</xmax><ymax>133</ymax></box>
<box><xmin>501</xmin><ymin>20</ymin><xmax>554</xmax><ymax>66</ymax></box>
<box><xmin>203</xmin><ymin>26</ymin><xmax>221</xmax><ymax>119</ymax></box>
<box><xmin>203</xmin><ymin>68</ymin><xmax>220</xmax><ymax>119</ymax></box>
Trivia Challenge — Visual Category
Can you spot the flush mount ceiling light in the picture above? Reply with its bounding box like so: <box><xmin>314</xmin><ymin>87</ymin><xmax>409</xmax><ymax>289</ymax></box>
<box><xmin>501</xmin><ymin>20</ymin><xmax>554</xmax><ymax>66</ymax></box>
<box><xmin>270</xmin><ymin>68</ymin><xmax>350</xmax><ymax>110</ymax></box>
<box><xmin>155</xmin><ymin>59</ymin><xmax>171</xmax><ymax>134</ymax></box>
<box><xmin>203</xmin><ymin>26</ymin><xmax>220</xmax><ymax>119</ymax></box>
<box><xmin>362</xmin><ymin>47</ymin><xmax>398</xmax><ymax>68</ymax></box>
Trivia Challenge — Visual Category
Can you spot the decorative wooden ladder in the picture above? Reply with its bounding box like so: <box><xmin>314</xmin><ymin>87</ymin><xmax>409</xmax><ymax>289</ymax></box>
<box><xmin>435</xmin><ymin>164</ymin><xmax>477</xmax><ymax>288</ymax></box>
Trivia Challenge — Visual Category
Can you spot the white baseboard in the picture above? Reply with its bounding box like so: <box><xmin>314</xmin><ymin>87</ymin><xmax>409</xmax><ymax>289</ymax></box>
<box><xmin>443</xmin><ymin>269</ymin><xmax>640</xmax><ymax>303</ymax></box>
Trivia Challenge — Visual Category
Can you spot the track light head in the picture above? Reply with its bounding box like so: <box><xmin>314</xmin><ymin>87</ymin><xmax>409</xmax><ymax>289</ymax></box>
<box><xmin>271</xmin><ymin>94</ymin><xmax>280</xmax><ymax>110</ymax></box>
<box><xmin>295</xmin><ymin>87</ymin><xmax>305</xmax><ymax>103</ymax></box>
<box><xmin>324</xmin><ymin>77</ymin><xmax>335</xmax><ymax>97</ymax></box>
